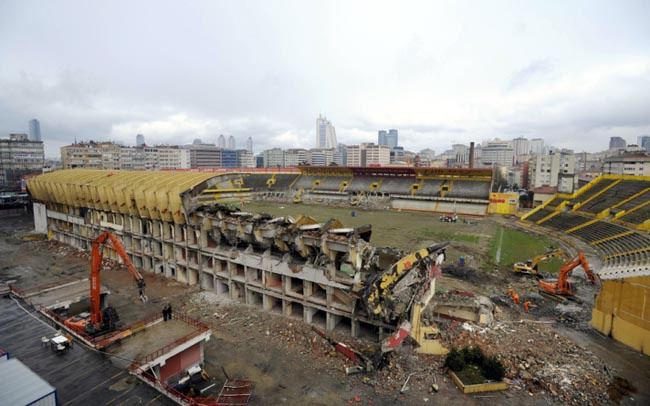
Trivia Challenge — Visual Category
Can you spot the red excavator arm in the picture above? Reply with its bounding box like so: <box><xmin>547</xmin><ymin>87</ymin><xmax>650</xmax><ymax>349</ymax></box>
<box><xmin>89</xmin><ymin>232</ymin><xmax>148</xmax><ymax>328</ymax></box>
<box><xmin>539</xmin><ymin>252</ymin><xmax>598</xmax><ymax>297</ymax></box>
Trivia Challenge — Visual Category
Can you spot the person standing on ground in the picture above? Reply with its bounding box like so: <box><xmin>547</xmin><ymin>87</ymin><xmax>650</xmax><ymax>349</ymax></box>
<box><xmin>163</xmin><ymin>304</ymin><xmax>169</xmax><ymax>321</ymax></box>
<box><xmin>167</xmin><ymin>303</ymin><xmax>173</xmax><ymax>320</ymax></box>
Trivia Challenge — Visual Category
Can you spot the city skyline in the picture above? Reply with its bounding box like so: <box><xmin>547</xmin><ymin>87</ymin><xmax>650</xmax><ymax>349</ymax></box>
<box><xmin>1</xmin><ymin>1</ymin><xmax>649</xmax><ymax>158</ymax></box>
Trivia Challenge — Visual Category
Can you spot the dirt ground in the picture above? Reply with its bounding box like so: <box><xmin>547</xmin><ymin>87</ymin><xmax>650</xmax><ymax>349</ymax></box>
<box><xmin>2</xmin><ymin>210</ymin><xmax>649</xmax><ymax>405</ymax></box>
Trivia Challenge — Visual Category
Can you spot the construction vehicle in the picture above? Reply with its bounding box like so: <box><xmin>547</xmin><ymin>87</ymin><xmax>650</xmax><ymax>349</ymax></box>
<box><xmin>65</xmin><ymin>232</ymin><xmax>147</xmax><ymax>336</ymax></box>
<box><xmin>538</xmin><ymin>251</ymin><xmax>599</xmax><ymax>301</ymax></box>
<box><xmin>514</xmin><ymin>248</ymin><xmax>568</xmax><ymax>277</ymax></box>
<box><xmin>315</xmin><ymin>243</ymin><xmax>450</xmax><ymax>375</ymax></box>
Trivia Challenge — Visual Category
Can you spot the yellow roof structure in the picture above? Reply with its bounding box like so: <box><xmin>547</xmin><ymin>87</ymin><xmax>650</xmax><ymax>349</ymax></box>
<box><xmin>27</xmin><ymin>169</ymin><xmax>221</xmax><ymax>224</ymax></box>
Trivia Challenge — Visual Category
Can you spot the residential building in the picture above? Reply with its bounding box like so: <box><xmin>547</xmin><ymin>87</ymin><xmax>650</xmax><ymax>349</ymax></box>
<box><xmin>529</xmin><ymin>138</ymin><xmax>544</xmax><ymax>155</ymax></box>
<box><xmin>237</xmin><ymin>149</ymin><xmax>255</xmax><ymax>168</ymax></box>
<box><xmin>512</xmin><ymin>137</ymin><xmax>529</xmax><ymax>157</ymax></box>
<box><xmin>136</xmin><ymin>134</ymin><xmax>145</xmax><ymax>147</ymax></box>
<box><xmin>347</xmin><ymin>143</ymin><xmax>390</xmax><ymax>166</ymax></box>
<box><xmin>528</xmin><ymin>150</ymin><xmax>576</xmax><ymax>192</ymax></box>
<box><xmin>262</xmin><ymin>148</ymin><xmax>285</xmax><ymax>168</ymax></box>
<box><xmin>28</xmin><ymin>119</ymin><xmax>42</xmax><ymax>142</ymax></box>
<box><xmin>609</xmin><ymin>136</ymin><xmax>627</xmax><ymax>149</ymax></box>
<box><xmin>0</xmin><ymin>133</ymin><xmax>45</xmax><ymax>190</ymax></box>
<box><xmin>316</xmin><ymin>115</ymin><xmax>337</xmax><ymax>148</ymax></box>
<box><xmin>119</xmin><ymin>146</ymin><xmax>146</xmax><ymax>170</ymax></box>
<box><xmin>309</xmin><ymin>148</ymin><xmax>340</xmax><ymax>166</ymax></box>
<box><xmin>480</xmin><ymin>140</ymin><xmax>514</xmax><ymax>168</ymax></box>
<box><xmin>61</xmin><ymin>141</ymin><xmax>122</xmax><ymax>170</ymax></box>
<box><xmin>284</xmin><ymin>149</ymin><xmax>309</xmax><ymax>167</ymax></box>
<box><xmin>603</xmin><ymin>154</ymin><xmax>650</xmax><ymax>176</ymax></box>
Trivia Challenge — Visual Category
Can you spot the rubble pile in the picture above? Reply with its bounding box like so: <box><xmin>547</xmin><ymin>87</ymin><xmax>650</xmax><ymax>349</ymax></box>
<box><xmin>450</xmin><ymin>321</ymin><xmax>613</xmax><ymax>404</ymax></box>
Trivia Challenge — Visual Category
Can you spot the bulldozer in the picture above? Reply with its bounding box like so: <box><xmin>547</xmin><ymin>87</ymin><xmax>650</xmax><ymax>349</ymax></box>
<box><xmin>514</xmin><ymin>248</ymin><xmax>568</xmax><ymax>278</ymax></box>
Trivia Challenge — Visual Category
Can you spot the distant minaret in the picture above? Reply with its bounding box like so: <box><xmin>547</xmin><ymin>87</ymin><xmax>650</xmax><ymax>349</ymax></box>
<box><xmin>136</xmin><ymin>134</ymin><xmax>145</xmax><ymax>147</ymax></box>
<box><xmin>245</xmin><ymin>137</ymin><xmax>253</xmax><ymax>153</ymax></box>
<box><xmin>218</xmin><ymin>134</ymin><xmax>226</xmax><ymax>148</ymax></box>
<box><xmin>227</xmin><ymin>135</ymin><xmax>236</xmax><ymax>149</ymax></box>
<box><xmin>29</xmin><ymin>119</ymin><xmax>42</xmax><ymax>141</ymax></box>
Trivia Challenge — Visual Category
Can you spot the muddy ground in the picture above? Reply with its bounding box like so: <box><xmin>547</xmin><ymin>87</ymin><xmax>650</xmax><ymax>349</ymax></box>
<box><xmin>1</xmin><ymin>211</ymin><xmax>649</xmax><ymax>405</ymax></box>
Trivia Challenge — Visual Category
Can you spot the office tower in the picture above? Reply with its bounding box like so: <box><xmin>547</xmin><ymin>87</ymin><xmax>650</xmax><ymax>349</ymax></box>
<box><xmin>316</xmin><ymin>115</ymin><xmax>337</xmax><ymax>148</ymax></box>
<box><xmin>218</xmin><ymin>134</ymin><xmax>226</xmax><ymax>148</ymax></box>
<box><xmin>245</xmin><ymin>136</ymin><xmax>253</xmax><ymax>153</ymax></box>
<box><xmin>136</xmin><ymin>134</ymin><xmax>145</xmax><ymax>147</ymax></box>
<box><xmin>28</xmin><ymin>119</ymin><xmax>42</xmax><ymax>141</ymax></box>
<box><xmin>227</xmin><ymin>135</ymin><xmax>236</xmax><ymax>150</ymax></box>
<box><xmin>609</xmin><ymin>136</ymin><xmax>626</xmax><ymax>149</ymax></box>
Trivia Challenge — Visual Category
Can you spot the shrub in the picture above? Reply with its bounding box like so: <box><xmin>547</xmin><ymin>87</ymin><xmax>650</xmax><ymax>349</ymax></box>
<box><xmin>444</xmin><ymin>348</ymin><xmax>466</xmax><ymax>372</ymax></box>
<box><xmin>482</xmin><ymin>356</ymin><xmax>506</xmax><ymax>381</ymax></box>
<box><xmin>445</xmin><ymin>346</ymin><xmax>506</xmax><ymax>382</ymax></box>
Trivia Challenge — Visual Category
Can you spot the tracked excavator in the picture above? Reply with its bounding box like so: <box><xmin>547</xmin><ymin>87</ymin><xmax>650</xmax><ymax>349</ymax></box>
<box><xmin>538</xmin><ymin>251</ymin><xmax>599</xmax><ymax>302</ymax></box>
<box><xmin>65</xmin><ymin>232</ymin><xmax>148</xmax><ymax>336</ymax></box>
<box><xmin>315</xmin><ymin>243</ymin><xmax>451</xmax><ymax>374</ymax></box>
<box><xmin>514</xmin><ymin>248</ymin><xmax>568</xmax><ymax>277</ymax></box>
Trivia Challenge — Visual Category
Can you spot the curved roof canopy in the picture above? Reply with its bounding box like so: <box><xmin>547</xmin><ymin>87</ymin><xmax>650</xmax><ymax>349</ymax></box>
<box><xmin>27</xmin><ymin>169</ymin><xmax>221</xmax><ymax>224</ymax></box>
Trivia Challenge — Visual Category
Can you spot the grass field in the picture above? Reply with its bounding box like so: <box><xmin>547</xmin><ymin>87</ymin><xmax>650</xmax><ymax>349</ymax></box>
<box><xmin>489</xmin><ymin>225</ymin><xmax>565</xmax><ymax>273</ymax></box>
<box><xmin>241</xmin><ymin>201</ymin><xmax>494</xmax><ymax>254</ymax></box>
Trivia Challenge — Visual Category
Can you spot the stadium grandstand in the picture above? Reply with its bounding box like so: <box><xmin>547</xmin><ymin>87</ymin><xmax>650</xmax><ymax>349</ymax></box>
<box><xmin>520</xmin><ymin>174</ymin><xmax>650</xmax><ymax>355</ymax></box>
<box><xmin>292</xmin><ymin>166</ymin><xmax>494</xmax><ymax>216</ymax></box>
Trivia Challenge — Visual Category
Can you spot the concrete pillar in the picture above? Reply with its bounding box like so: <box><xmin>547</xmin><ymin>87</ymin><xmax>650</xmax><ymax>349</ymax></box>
<box><xmin>351</xmin><ymin>319</ymin><xmax>360</xmax><ymax>338</ymax></box>
<box><xmin>326</xmin><ymin>313</ymin><xmax>341</xmax><ymax>332</ymax></box>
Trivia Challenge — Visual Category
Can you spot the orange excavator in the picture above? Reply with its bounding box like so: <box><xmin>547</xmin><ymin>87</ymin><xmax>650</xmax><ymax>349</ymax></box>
<box><xmin>65</xmin><ymin>232</ymin><xmax>148</xmax><ymax>336</ymax></box>
<box><xmin>538</xmin><ymin>252</ymin><xmax>598</xmax><ymax>301</ymax></box>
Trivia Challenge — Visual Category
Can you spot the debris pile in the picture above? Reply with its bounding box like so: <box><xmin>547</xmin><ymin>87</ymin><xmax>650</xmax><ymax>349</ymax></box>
<box><xmin>450</xmin><ymin>321</ymin><xmax>613</xmax><ymax>404</ymax></box>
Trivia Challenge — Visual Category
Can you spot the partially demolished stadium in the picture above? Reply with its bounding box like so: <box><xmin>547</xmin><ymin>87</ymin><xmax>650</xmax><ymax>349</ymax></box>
<box><xmin>27</xmin><ymin>169</ymin><xmax>451</xmax><ymax>338</ymax></box>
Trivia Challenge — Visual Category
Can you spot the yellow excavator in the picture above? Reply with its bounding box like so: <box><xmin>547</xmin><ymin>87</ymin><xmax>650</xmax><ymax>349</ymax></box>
<box><xmin>514</xmin><ymin>248</ymin><xmax>568</xmax><ymax>278</ymax></box>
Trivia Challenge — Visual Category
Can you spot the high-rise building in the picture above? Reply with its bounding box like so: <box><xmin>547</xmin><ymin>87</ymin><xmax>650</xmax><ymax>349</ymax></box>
<box><xmin>0</xmin><ymin>133</ymin><xmax>44</xmax><ymax>190</ymax></box>
<box><xmin>480</xmin><ymin>140</ymin><xmax>514</xmax><ymax>168</ymax></box>
<box><xmin>220</xmin><ymin>149</ymin><xmax>238</xmax><ymax>168</ymax></box>
<box><xmin>284</xmin><ymin>149</ymin><xmax>310</xmax><ymax>167</ymax></box>
<box><xmin>637</xmin><ymin>135</ymin><xmax>650</xmax><ymax>152</ymax></box>
<box><xmin>262</xmin><ymin>148</ymin><xmax>285</xmax><ymax>168</ymax></box>
<box><xmin>136</xmin><ymin>134</ymin><xmax>145</xmax><ymax>147</ymax></box>
<box><xmin>529</xmin><ymin>138</ymin><xmax>544</xmax><ymax>155</ymax></box>
<box><xmin>528</xmin><ymin>150</ymin><xmax>576</xmax><ymax>192</ymax></box>
<box><xmin>185</xmin><ymin>143</ymin><xmax>221</xmax><ymax>168</ymax></box>
<box><xmin>377</xmin><ymin>129</ymin><xmax>398</xmax><ymax>148</ymax></box>
<box><xmin>28</xmin><ymin>119</ymin><xmax>42</xmax><ymax>142</ymax></box>
<box><xmin>603</xmin><ymin>154</ymin><xmax>650</xmax><ymax>176</ymax></box>
<box><xmin>236</xmin><ymin>149</ymin><xmax>255</xmax><ymax>168</ymax></box>
<box><xmin>609</xmin><ymin>136</ymin><xmax>626</xmax><ymax>149</ymax></box>
<box><xmin>218</xmin><ymin>134</ymin><xmax>226</xmax><ymax>148</ymax></box>
<box><xmin>245</xmin><ymin>137</ymin><xmax>253</xmax><ymax>153</ymax></box>
<box><xmin>346</xmin><ymin>143</ymin><xmax>390</xmax><ymax>166</ymax></box>
<box><xmin>316</xmin><ymin>115</ymin><xmax>337</xmax><ymax>148</ymax></box>
<box><xmin>227</xmin><ymin>135</ymin><xmax>236</xmax><ymax>150</ymax></box>
<box><xmin>386</xmin><ymin>129</ymin><xmax>398</xmax><ymax>149</ymax></box>
<box><xmin>337</xmin><ymin>143</ymin><xmax>348</xmax><ymax>166</ymax></box>
<box><xmin>378</xmin><ymin>130</ymin><xmax>387</xmax><ymax>146</ymax></box>
<box><xmin>512</xmin><ymin>137</ymin><xmax>529</xmax><ymax>156</ymax></box>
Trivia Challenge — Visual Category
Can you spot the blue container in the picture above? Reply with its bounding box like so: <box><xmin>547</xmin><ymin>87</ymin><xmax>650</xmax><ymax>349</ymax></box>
<box><xmin>350</xmin><ymin>211</ymin><xmax>356</xmax><ymax>217</ymax></box>
<box><xmin>459</xmin><ymin>257</ymin><xmax>465</xmax><ymax>266</ymax></box>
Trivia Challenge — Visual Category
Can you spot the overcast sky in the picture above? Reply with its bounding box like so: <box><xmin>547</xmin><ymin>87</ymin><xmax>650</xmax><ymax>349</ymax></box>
<box><xmin>1</xmin><ymin>1</ymin><xmax>649</xmax><ymax>158</ymax></box>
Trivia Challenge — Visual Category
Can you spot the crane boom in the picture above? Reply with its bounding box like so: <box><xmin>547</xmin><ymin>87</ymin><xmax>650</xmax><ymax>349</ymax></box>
<box><xmin>538</xmin><ymin>251</ymin><xmax>598</xmax><ymax>297</ymax></box>
<box><xmin>89</xmin><ymin>232</ymin><xmax>148</xmax><ymax>326</ymax></box>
